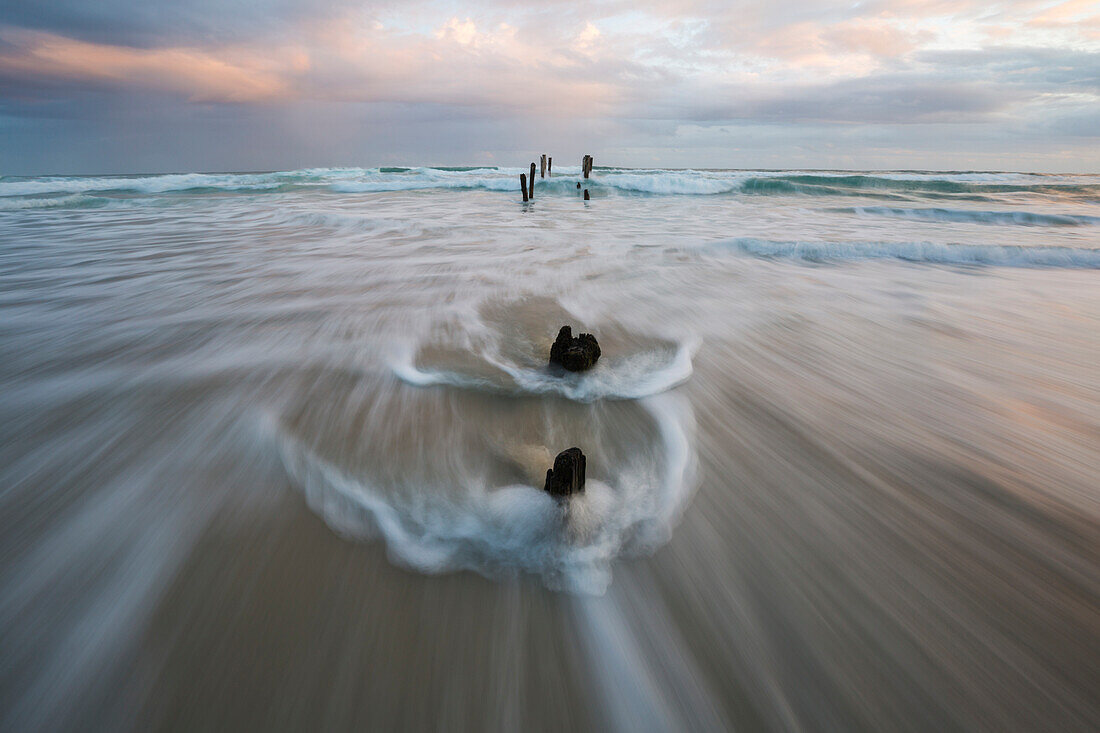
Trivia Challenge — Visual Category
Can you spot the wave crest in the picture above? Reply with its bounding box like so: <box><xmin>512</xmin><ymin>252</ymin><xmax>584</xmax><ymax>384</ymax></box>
<box><xmin>710</xmin><ymin>237</ymin><xmax>1100</xmax><ymax>268</ymax></box>
<box><xmin>838</xmin><ymin>206</ymin><xmax>1100</xmax><ymax>227</ymax></box>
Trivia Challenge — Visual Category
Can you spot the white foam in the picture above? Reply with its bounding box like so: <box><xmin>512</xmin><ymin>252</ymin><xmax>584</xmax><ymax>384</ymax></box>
<box><xmin>0</xmin><ymin>172</ymin><xmax>289</xmax><ymax>197</ymax></box>
<box><xmin>393</xmin><ymin>338</ymin><xmax>697</xmax><ymax>402</ymax></box>
<box><xmin>0</xmin><ymin>194</ymin><xmax>103</xmax><ymax>210</ymax></box>
<box><xmin>275</xmin><ymin>392</ymin><xmax>697</xmax><ymax>594</ymax></box>
<box><xmin>600</xmin><ymin>173</ymin><xmax>742</xmax><ymax>195</ymax></box>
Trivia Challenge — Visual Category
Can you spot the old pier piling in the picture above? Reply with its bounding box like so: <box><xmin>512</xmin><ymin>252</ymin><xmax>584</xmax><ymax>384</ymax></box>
<box><xmin>548</xmin><ymin>157</ymin><xmax>552</xmax><ymax>176</ymax></box>
<box><xmin>520</xmin><ymin>173</ymin><xmax>528</xmax><ymax>202</ymax></box>
<box><xmin>544</xmin><ymin>447</ymin><xmax>586</xmax><ymax>497</ymax></box>
<box><xmin>549</xmin><ymin>326</ymin><xmax>601</xmax><ymax>371</ymax></box>
<box><xmin>529</xmin><ymin>163</ymin><xmax>536</xmax><ymax>199</ymax></box>
<box><xmin>583</xmin><ymin>189</ymin><xmax>590</xmax><ymax>200</ymax></box>
<box><xmin>540</xmin><ymin>155</ymin><xmax>546</xmax><ymax>178</ymax></box>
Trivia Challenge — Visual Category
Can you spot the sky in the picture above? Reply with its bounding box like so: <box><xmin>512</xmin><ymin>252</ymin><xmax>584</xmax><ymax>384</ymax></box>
<box><xmin>1</xmin><ymin>0</ymin><xmax>1098</xmax><ymax>174</ymax></box>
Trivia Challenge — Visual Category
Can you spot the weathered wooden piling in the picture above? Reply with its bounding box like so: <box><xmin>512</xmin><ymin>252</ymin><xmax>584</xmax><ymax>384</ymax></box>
<box><xmin>576</xmin><ymin>182</ymin><xmax>581</xmax><ymax>190</ymax></box>
<box><xmin>583</xmin><ymin>189</ymin><xmax>590</xmax><ymax>200</ymax></box>
<box><xmin>540</xmin><ymin>155</ymin><xmax>546</xmax><ymax>178</ymax></box>
<box><xmin>549</xmin><ymin>326</ymin><xmax>601</xmax><ymax>371</ymax></box>
<box><xmin>520</xmin><ymin>173</ymin><xmax>528</xmax><ymax>202</ymax></box>
<box><xmin>582</xmin><ymin>155</ymin><xmax>590</xmax><ymax>178</ymax></box>
<box><xmin>548</xmin><ymin>157</ymin><xmax>552</xmax><ymax>177</ymax></box>
<box><xmin>544</xmin><ymin>447</ymin><xmax>585</xmax><ymax>497</ymax></box>
<box><xmin>529</xmin><ymin>163</ymin><xmax>536</xmax><ymax>199</ymax></box>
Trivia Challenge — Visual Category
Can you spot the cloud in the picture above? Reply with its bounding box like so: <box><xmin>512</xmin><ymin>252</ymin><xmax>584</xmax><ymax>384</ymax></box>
<box><xmin>0</xmin><ymin>0</ymin><xmax>1097</xmax><ymax>173</ymax></box>
<box><xmin>0</xmin><ymin>30</ymin><xmax>297</xmax><ymax>102</ymax></box>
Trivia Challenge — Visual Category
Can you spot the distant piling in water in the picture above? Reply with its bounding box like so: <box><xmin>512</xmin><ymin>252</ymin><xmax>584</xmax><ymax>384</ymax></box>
<box><xmin>515</xmin><ymin>153</ymin><xmax>593</xmax><ymax>202</ymax></box>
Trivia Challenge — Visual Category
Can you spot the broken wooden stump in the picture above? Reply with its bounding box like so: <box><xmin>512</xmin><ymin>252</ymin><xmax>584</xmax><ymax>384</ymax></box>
<box><xmin>520</xmin><ymin>173</ymin><xmax>528</xmax><ymax>202</ymax></box>
<box><xmin>583</xmin><ymin>189</ymin><xmax>590</xmax><ymax>201</ymax></box>
<box><xmin>548</xmin><ymin>157</ymin><xmax>552</xmax><ymax>176</ymax></box>
<box><xmin>544</xmin><ymin>447</ymin><xmax>585</xmax><ymax>497</ymax></box>
<box><xmin>582</xmin><ymin>154</ymin><xmax>594</xmax><ymax>178</ymax></box>
<box><xmin>540</xmin><ymin>155</ymin><xmax>546</xmax><ymax>178</ymax></box>
<box><xmin>529</xmin><ymin>163</ymin><xmax>536</xmax><ymax>199</ymax></box>
<box><xmin>549</xmin><ymin>326</ymin><xmax>601</xmax><ymax>372</ymax></box>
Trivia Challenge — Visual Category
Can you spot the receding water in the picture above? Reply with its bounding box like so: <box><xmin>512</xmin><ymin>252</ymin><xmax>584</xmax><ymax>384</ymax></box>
<box><xmin>1</xmin><ymin>166</ymin><xmax>1098</xmax><ymax>731</ymax></box>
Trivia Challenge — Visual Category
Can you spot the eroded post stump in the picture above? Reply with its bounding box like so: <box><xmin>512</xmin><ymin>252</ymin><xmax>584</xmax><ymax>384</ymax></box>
<box><xmin>544</xmin><ymin>447</ymin><xmax>586</xmax><ymax>497</ymax></box>
<box><xmin>549</xmin><ymin>326</ymin><xmax>601</xmax><ymax>371</ymax></box>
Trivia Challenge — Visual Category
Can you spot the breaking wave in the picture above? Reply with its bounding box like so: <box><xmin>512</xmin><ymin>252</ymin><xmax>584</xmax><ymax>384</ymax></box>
<box><xmin>710</xmin><ymin>238</ymin><xmax>1100</xmax><ymax>268</ymax></box>
<box><xmin>837</xmin><ymin>206</ymin><xmax>1100</xmax><ymax>227</ymax></box>
<box><xmin>4</xmin><ymin>167</ymin><xmax>1097</xmax><ymax>200</ymax></box>
<box><xmin>0</xmin><ymin>194</ymin><xmax>109</xmax><ymax>211</ymax></box>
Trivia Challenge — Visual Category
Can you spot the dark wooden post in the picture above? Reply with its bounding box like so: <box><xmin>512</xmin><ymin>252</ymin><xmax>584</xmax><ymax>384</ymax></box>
<box><xmin>520</xmin><ymin>173</ymin><xmax>528</xmax><ymax>202</ymax></box>
<box><xmin>529</xmin><ymin>163</ymin><xmax>535</xmax><ymax>199</ymax></box>
<box><xmin>540</xmin><ymin>155</ymin><xmax>546</xmax><ymax>178</ymax></box>
<box><xmin>548</xmin><ymin>157</ymin><xmax>552</xmax><ymax>177</ymax></box>
<box><xmin>583</xmin><ymin>189</ymin><xmax>590</xmax><ymax>200</ymax></box>
<box><xmin>582</xmin><ymin>155</ymin><xmax>588</xmax><ymax>178</ymax></box>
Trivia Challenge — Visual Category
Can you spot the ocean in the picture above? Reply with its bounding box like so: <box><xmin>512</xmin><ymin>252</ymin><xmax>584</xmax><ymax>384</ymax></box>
<box><xmin>1</xmin><ymin>166</ymin><xmax>1098</xmax><ymax>731</ymax></box>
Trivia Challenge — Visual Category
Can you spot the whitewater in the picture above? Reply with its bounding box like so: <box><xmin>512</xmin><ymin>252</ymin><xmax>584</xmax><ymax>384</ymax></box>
<box><xmin>1</xmin><ymin>165</ymin><xmax>1098</xmax><ymax>732</ymax></box>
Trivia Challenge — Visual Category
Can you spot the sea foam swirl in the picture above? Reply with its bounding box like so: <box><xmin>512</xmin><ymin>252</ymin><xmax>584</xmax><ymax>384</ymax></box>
<box><xmin>274</xmin><ymin>392</ymin><xmax>697</xmax><ymax>594</ymax></box>
<box><xmin>393</xmin><ymin>337</ymin><xmax>696</xmax><ymax>402</ymax></box>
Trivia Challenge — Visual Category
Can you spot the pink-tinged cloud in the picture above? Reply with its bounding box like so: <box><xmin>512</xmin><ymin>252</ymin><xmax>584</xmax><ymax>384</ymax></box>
<box><xmin>0</xmin><ymin>16</ymin><xmax>638</xmax><ymax>113</ymax></box>
<box><xmin>824</xmin><ymin>19</ymin><xmax>932</xmax><ymax>59</ymax></box>
<box><xmin>0</xmin><ymin>30</ymin><xmax>298</xmax><ymax>102</ymax></box>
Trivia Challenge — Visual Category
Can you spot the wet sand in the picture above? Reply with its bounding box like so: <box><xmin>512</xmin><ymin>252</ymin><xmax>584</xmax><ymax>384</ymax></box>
<box><xmin>2</xmin><ymin>177</ymin><xmax>1098</xmax><ymax>731</ymax></box>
